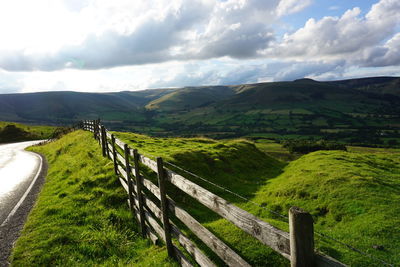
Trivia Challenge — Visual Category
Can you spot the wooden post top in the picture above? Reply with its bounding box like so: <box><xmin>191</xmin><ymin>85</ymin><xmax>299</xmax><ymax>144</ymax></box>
<box><xmin>289</xmin><ymin>206</ymin><xmax>315</xmax><ymax>267</ymax></box>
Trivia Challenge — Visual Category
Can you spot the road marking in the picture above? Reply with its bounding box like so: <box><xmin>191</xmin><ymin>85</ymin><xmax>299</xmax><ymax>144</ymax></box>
<box><xmin>0</xmin><ymin>153</ymin><xmax>43</xmax><ymax>227</ymax></box>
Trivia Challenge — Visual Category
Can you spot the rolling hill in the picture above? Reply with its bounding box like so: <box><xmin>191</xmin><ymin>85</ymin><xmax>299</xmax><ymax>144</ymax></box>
<box><xmin>0</xmin><ymin>90</ymin><xmax>173</xmax><ymax>123</ymax></box>
<box><xmin>1</xmin><ymin>76</ymin><xmax>399</xmax><ymax>145</ymax></box>
<box><xmin>145</xmin><ymin>86</ymin><xmax>236</xmax><ymax>111</ymax></box>
<box><xmin>17</xmin><ymin>129</ymin><xmax>400</xmax><ymax>265</ymax></box>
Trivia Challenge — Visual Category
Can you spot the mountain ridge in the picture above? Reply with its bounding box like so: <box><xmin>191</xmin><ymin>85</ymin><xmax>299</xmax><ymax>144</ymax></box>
<box><xmin>1</xmin><ymin>76</ymin><xmax>399</xmax><ymax>145</ymax></box>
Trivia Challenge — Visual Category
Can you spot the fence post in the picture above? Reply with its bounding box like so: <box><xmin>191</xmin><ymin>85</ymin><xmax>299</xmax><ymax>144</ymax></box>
<box><xmin>104</xmin><ymin>129</ymin><xmax>110</xmax><ymax>159</ymax></box>
<box><xmin>101</xmin><ymin>125</ymin><xmax>106</xmax><ymax>157</ymax></box>
<box><xmin>157</xmin><ymin>157</ymin><xmax>174</xmax><ymax>258</ymax></box>
<box><xmin>111</xmin><ymin>134</ymin><xmax>118</xmax><ymax>175</ymax></box>
<box><xmin>96</xmin><ymin>119</ymin><xmax>101</xmax><ymax>144</ymax></box>
<box><xmin>97</xmin><ymin>119</ymin><xmax>101</xmax><ymax>142</ymax></box>
<box><xmin>93</xmin><ymin>120</ymin><xmax>98</xmax><ymax>140</ymax></box>
<box><xmin>289</xmin><ymin>206</ymin><xmax>315</xmax><ymax>267</ymax></box>
<box><xmin>133</xmin><ymin>149</ymin><xmax>146</xmax><ymax>238</ymax></box>
<box><xmin>92</xmin><ymin>120</ymin><xmax>95</xmax><ymax>138</ymax></box>
<box><xmin>124</xmin><ymin>144</ymin><xmax>137</xmax><ymax>219</ymax></box>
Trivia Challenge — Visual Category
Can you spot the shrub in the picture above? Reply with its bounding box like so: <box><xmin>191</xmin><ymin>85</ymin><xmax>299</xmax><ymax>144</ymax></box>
<box><xmin>50</xmin><ymin>127</ymin><xmax>75</xmax><ymax>139</ymax></box>
<box><xmin>0</xmin><ymin>124</ymin><xmax>38</xmax><ymax>142</ymax></box>
<box><xmin>282</xmin><ymin>139</ymin><xmax>347</xmax><ymax>154</ymax></box>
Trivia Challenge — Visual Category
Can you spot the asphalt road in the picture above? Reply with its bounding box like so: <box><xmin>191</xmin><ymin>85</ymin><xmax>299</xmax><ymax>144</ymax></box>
<box><xmin>0</xmin><ymin>140</ymin><xmax>47</xmax><ymax>267</ymax></box>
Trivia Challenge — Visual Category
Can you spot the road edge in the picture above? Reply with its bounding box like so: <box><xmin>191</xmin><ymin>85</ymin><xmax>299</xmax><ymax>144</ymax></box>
<box><xmin>0</xmin><ymin>152</ymin><xmax>48</xmax><ymax>267</ymax></box>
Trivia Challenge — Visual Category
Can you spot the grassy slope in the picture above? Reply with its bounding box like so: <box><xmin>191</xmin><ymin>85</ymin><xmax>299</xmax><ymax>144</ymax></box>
<box><xmin>114</xmin><ymin>132</ymin><xmax>289</xmax><ymax>266</ymax></box>
<box><xmin>114</xmin><ymin>132</ymin><xmax>400</xmax><ymax>266</ymax></box>
<box><xmin>12</xmin><ymin>129</ymin><xmax>399</xmax><ymax>266</ymax></box>
<box><xmin>11</xmin><ymin>130</ymin><xmax>176</xmax><ymax>266</ymax></box>
<box><xmin>145</xmin><ymin>86</ymin><xmax>234</xmax><ymax>111</ymax></box>
<box><xmin>253</xmin><ymin>150</ymin><xmax>400</xmax><ymax>266</ymax></box>
<box><xmin>0</xmin><ymin>121</ymin><xmax>55</xmax><ymax>140</ymax></box>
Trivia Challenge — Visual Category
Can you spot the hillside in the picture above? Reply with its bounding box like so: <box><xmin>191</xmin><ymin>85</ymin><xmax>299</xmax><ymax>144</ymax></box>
<box><xmin>0</xmin><ymin>91</ymin><xmax>166</xmax><ymax>123</ymax></box>
<box><xmin>12</xmin><ymin>130</ymin><xmax>176</xmax><ymax>266</ymax></box>
<box><xmin>252</xmin><ymin>150</ymin><xmax>400</xmax><ymax>266</ymax></box>
<box><xmin>113</xmin><ymin>131</ymin><xmax>400</xmax><ymax>266</ymax></box>
<box><xmin>144</xmin><ymin>77</ymin><xmax>400</xmax><ymax>145</ymax></box>
<box><xmin>145</xmin><ymin>86</ymin><xmax>235</xmax><ymax>111</ymax></box>
<box><xmin>0</xmin><ymin>121</ymin><xmax>55</xmax><ymax>143</ymax></box>
<box><xmin>329</xmin><ymin>76</ymin><xmax>400</xmax><ymax>96</ymax></box>
<box><xmin>1</xmin><ymin>76</ymin><xmax>399</xmax><ymax>146</ymax></box>
<box><xmin>12</xmin><ymin>128</ymin><xmax>400</xmax><ymax>266</ymax></box>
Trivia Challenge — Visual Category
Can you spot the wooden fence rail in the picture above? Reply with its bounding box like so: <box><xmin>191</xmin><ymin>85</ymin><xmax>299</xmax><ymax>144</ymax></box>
<box><xmin>81</xmin><ymin>120</ymin><xmax>346</xmax><ymax>267</ymax></box>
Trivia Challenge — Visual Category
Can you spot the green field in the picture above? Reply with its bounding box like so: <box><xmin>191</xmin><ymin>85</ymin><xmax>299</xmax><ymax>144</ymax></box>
<box><xmin>11</xmin><ymin>131</ymin><xmax>176</xmax><ymax>266</ymax></box>
<box><xmin>113</xmin><ymin>131</ymin><xmax>400</xmax><ymax>266</ymax></box>
<box><xmin>0</xmin><ymin>121</ymin><xmax>56</xmax><ymax>143</ymax></box>
<box><xmin>1</xmin><ymin>77</ymin><xmax>400</xmax><ymax>147</ymax></box>
<box><xmin>12</xmin><ymin>129</ymin><xmax>400</xmax><ymax>266</ymax></box>
<box><xmin>252</xmin><ymin>150</ymin><xmax>400</xmax><ymax>265</ymax></box>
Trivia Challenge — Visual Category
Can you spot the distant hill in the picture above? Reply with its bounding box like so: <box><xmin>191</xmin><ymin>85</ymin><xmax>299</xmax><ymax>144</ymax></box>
<box><xmin>145</xmin><ymin>86</ymin><xmax>235</xmax><ymax>111</ymax></box>
<box><xmin>0</xmin><ymin>91</ymin><xmax>155</xmax><ymax>123</ymax></box>
<box><xmin>1</xmin><ymin>76</ymin><xmax>399</xmax><ymax>145</ymax></box>
<box><xmin>328</xmin><ymin>76</ymin><xmax>400</xmax><ymax>96</ymax></box>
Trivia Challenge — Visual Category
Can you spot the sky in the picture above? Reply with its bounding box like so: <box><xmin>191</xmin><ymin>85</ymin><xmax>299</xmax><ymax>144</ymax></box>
<box><xmin>0</xmin><ymin>0</ymin><xmax>399</xmax><ymax>93</ymax></box>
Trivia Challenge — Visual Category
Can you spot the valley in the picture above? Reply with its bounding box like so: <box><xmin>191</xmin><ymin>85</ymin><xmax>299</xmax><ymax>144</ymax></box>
<box><xmin>1</xmin><ymin>77</ymin><xmax>399</xmax><ymax>147</ymax></box>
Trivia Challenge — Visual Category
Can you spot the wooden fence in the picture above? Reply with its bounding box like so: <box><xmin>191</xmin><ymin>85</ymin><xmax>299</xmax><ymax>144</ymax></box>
<box><xmin>81</xmin><ymin>120</ymin><xmax>345</xmax><ymax>267</ymax></box>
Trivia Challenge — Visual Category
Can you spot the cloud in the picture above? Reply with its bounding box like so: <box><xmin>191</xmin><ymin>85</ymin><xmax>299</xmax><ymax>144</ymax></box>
<box><xmin>1</xmin><ymin>57</ymin><xmax>399</xmax><ymax>94</ymax></box>
<box><xmin>147</xmin><ymin>59</ymin><xmax>348</xmax><ymax>88</ymax></box>
<box><xmin>276</xmin><ymin>0</ymin><xmax>312</xmax><ymax>17</ymax></box>
<box><xmin>263</xmin><ymin>0</ymin><xmax>400</xmax><ymax>66</ymax></box>
<box><xmin>329</xmin><ymin>6</ymin><xmax>340</xmax><ymax>11</ymax></box>
<box><xmin>360</xmin><ymin>33</ymin><xmax>400</xmax><ymax>67</ymax></box>
<box><xmin>0</xmin><ymin>0</ymin><xmax>399</xmax><ymax>91</ymax></box>
<box><xmin>62</xmin><ymin>0</ymin><xmax>89</xmax><ymax>12</ymax></box>
<box><xmin>0</xmin><ymin>1</ymin><xmax>211</xmax><ymax>71</ymax></box>
<box><xmin>271</xmin><ymin>60</ymin><xmax>346</xmax><ymax>81</ymax></box>
<box><xmin>0</xmin><ymin>70</ymin><xmax>23</xmax><ymax>93</ymax></box>
<box><xmin>0</xmin><ymin>0</ymin><xmax>317</xmax><ymax>72</ymax></box>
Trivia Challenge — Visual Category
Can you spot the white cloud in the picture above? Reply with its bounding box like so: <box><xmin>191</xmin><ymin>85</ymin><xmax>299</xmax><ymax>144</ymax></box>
<box><xmin>360</xmin><ymin>33</ymin><xmax>400</xmax><ymax>67</ymax></box>
<box><xmin>272</xmin><ymin>60</ymin><xmax>346</xmax><ymax>81</ymax></box>
<box><xmin>329</xmin><ymin>6</ymin><xmax>340</xmax><ymax>11</ymax></box>
<box><xmin>0</xmin><ymin>70</ymin><xmax>24</xmax><ymax>93</ymax></box>
<box><xmin>0</xmin><ymin>0</ymin><xmax>316</xmax><ymax>72</ymax></box>
<box><xmin>1</xmin><ymin>56</ymin><xmax>399</xmax><ymax>94</ymax></box>
<box><xmin>263</xmin><ymin>0</ymin><xmax>400</xmax><ymax>66</ymax></box>
<box><xmin>0</xmin><ymin>0</ymin><xmax>86</xmax><ymax>53</ymax></box>
<box><xmin>0</xmin><ymin>0</ymin><xmax>281</xmax><ymax>71</ymax></box>
<box><xmin>0</xmin><ymin>0</ymin><xmax>399</xmax><ymax>94</ymax></box>
<box><xmin>276</xmin><ymin>0</ymin><xmax>312</xmax><ymax>17</ymax></box>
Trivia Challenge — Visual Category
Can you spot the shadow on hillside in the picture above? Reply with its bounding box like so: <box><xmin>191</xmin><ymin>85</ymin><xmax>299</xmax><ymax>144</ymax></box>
<box><xmin>164</xmin><ymin>142</ymin><xmax>286</xmax><ymax>224</ymax></box>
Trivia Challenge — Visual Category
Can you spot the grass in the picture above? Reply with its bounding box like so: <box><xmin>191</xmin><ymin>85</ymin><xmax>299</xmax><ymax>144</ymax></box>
<box><xmin>252</xmin><ymin>150</ymin><xmax>400</xmax><ymax>266</ymax></box>
<box><xmin>114</xmin><ymin>132</ymin><xmax>290</xmax><ymax>266</ymax></box>
<box><xmin>0</xmin><ymin>121</ymin><xmax>55</xmax><ymax>142</ymax></box>
<box><xmin>13</xmin><ymin>129</ymin><xmax>400</xmax><ymax>266</ymax></box>
<box><xmin>252</xmin><ymin>139</ymin><xmax>297</xmax><ymax>162</ymax></box>
<box><xmin>347</xmin><ymin>145</ymin><xmax>400</xmax><ymax>154</ymax></box>
<box><xmin>11</xmin><ymin>130</ymin><xmax>176</xmax><ymax>266</ymax></box>
<box><xmin>113</xmin><ymin>131</ymin><xmax>400</xmax><ymax>266</ymax></box>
